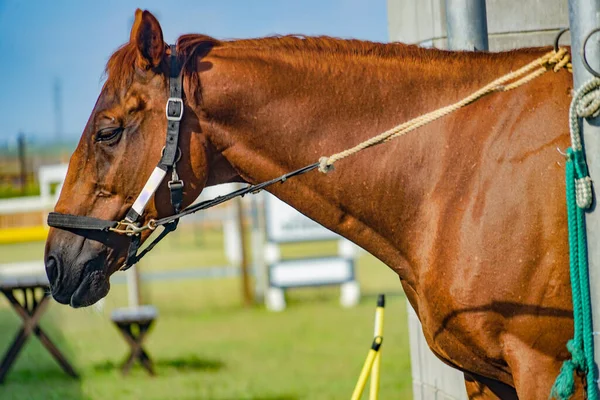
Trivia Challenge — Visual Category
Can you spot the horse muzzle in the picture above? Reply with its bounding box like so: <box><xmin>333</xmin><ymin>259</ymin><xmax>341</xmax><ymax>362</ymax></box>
<box><xmin>45</xmin><ymin>229</ymin><xmax>112</xmax><ymax>308</ymax></box>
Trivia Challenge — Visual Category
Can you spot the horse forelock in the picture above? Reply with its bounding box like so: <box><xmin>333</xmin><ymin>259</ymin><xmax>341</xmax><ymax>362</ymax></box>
<box><xmin>104</xmin><ymin>42</ymin><xmax>140</xmax><ymax>94</ymax></box>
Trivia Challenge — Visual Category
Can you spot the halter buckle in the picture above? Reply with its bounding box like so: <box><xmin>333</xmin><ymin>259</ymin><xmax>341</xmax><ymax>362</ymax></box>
<box><xmin>168</xmin><ymin>180</ymin><xmax>184</xmax><ymax>189</ymax></box>
<box><xmin>166</xmin><ymin>98</ymin><xmax>184</xmax><ymax>121</ymax></box>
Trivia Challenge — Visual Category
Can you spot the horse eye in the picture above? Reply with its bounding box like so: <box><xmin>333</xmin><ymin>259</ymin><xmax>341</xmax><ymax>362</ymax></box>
<box><xmin>95</xmin><ymin>127</ymin><xmax>123</xmax><ymax>143</ymax></box>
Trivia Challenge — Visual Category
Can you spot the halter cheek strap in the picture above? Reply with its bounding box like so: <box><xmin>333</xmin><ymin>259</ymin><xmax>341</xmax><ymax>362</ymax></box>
<box><xmin>120</xmin><ymin>44</ymin><xmax>185</xmax><ymax>270</ymax></box>
<box><xmin>125</xmin><ymin>44</ymin><xmax>184</xmax><ymax>224</ymax></box>
<box><xmin>124</xmin><ymin>45</ymin><xmax>184</xmax><ymax>225</ymax></box>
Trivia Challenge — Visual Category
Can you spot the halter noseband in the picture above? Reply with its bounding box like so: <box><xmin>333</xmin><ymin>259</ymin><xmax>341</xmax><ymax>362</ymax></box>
<box><xmin>47</xmin><ymin>44</ymin><xmax>319</xmax><ymax>271</ymax></box>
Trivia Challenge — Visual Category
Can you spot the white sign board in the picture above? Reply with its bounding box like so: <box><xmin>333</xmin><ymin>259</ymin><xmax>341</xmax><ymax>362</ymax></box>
<box><xmin>262</xmin><ymin>193</ymin><xmax>360</xmax><ymax>311</ymax></box>
<box><xmin>269</xmin><ymin>257</ymin><xmax>354</xmax><ymax>288</ymax></box>
<box><xmin>265</xmin><ymin>194</ymin><xmax>339</xmax><ymax>243</ymax></box>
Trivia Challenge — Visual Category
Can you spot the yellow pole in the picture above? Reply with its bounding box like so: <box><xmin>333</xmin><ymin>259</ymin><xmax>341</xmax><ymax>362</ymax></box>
<box><xmin>369</xmin><ymin>295</ymin><xmax>385</xmax><ymax>400</ymax></box>
<box><xmin>350</xmin><ymin>336</ymin><xmax>383</xmax><ymax>400</ymax></box>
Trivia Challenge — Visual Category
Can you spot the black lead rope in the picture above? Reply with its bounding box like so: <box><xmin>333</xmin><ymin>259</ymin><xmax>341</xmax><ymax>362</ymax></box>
<box><xmin>154</xmin><ymin>162</ymin><xmax>320</xmax><ymax>227</ymax></box>
<box><xmin>47</xmin><ymin>162</ymin><xmax>320</xmax><ymax>267</ymax></box>
<box><xmin>126</xmin><ymin>161</ymin><xmax>319</xmax><ymax>266</ymax></box>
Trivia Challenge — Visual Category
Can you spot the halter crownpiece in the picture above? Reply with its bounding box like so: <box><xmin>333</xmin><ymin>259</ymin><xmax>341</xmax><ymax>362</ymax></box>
<box><xmin>47</xmin><ymin>43</ymin><xmax>319</xmax><ymax>270</ymax></box>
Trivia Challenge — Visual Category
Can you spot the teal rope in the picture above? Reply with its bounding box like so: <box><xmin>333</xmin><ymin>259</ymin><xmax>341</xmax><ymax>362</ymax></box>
<box><xmin>551</xmin><ymin>78</ymin><xmax>600</xmax><ymax>400</ymax></box>
<box><xmin>551</xmin><ymin>149</ymin><xmax>598</xmax><ymax>399</ymax></box>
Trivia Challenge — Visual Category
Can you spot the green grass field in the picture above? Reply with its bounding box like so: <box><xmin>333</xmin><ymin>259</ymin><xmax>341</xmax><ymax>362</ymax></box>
<box><xmin>0</xmin><ymin>226</ymin><xmax>413</xmax><ymax>399</ymax></box>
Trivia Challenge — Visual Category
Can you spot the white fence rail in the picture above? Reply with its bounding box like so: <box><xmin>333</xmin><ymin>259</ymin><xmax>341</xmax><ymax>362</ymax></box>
<box><xmin>0</xmin><ymin>164</ymin><xmax>68</xmax><ymax>216</ymax></box>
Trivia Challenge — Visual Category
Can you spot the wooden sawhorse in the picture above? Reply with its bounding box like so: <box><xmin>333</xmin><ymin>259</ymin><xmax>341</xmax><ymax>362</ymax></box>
<box><xmin>111</xmin><ymin>305</ymin><xmax>158</xmax><ymax>376</ymax></box>
<box><xmin>0</xmin><ymin>275</ymin><xmax>78</xmax><ymax>383</ymax></box>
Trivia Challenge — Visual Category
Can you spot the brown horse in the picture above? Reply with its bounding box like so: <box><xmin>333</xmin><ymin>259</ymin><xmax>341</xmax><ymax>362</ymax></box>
<box><xmin>45</xmin><ymin>9</ymin><xmax>577</xmax><ymax>399</ymax></box>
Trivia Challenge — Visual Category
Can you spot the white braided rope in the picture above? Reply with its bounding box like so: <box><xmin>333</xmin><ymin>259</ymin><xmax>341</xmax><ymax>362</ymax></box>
<box><xmin>318</xmin><ymin>49</ymin><xmax>570</xmax><ymax>173</ymax></box>
<box><xmin>569</xmin><ymin>78</ymin><xmax>600</xmax><ymax>209</ymax></box>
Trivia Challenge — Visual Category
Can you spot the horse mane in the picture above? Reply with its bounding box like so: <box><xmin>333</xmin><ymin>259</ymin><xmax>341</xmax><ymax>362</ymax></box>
<box><xmin>104</xmin><ymin>33</ymin><xmax>548</xmax><ymax>97</ymax></box>
<box><xmin>104</xmin><ymin>34</ymin><xmax>423</xmax><ymax>93</ymax></box>
<box><xmin>191</xmin><ymin>34</ymin><xmax>420</xmax><ymax>57</ymax></box>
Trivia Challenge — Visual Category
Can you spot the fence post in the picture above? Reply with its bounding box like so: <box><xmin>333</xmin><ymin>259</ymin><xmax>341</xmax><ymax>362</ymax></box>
<box><xmin>127</xmin><ymin>265</ymin><xmax>141</xmax><ymax>308</ymax></box>
<box><xmin>17</xmin><ymin>133</ymin><xmax>26</xmax><ymax>193</ymax></box>
<box><xmin>568</xmin><ymin>0</ymin><xmax>600</xmax><ymax>392</ymax></box>
<box><xmin>251</xmin><ymin>194</ymin><xmax>267</xmax><ymax>302</ymax></box>
<box><xmin>445</xmin><ymin>0</ymin><xmax>489</xmax><ymax>51</ymax></box>
<box><xmin>236</xmin><ymin>197</ymin><xmax>253</xmax><ymax>306</ymax></box>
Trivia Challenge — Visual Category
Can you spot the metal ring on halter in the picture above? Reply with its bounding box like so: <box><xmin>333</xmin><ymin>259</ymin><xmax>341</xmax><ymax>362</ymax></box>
<box><xmin>554</xmin><ymin>28</ymin><xmax>570</xmax><ymax>53</ymax></box>
<box><xmin>160</xmin><ymin>146</ymin><xmax>182</xmax><ymax>163</ymax></box>
<box><xmin>582</xmin><ymin>27</ymin><xmax>600</xmax><ymax>78</ymax></box>
<box><xmin>147</xmin><ymin>219</ymin><xmax>158</xmax><ymax>230</ymax></box>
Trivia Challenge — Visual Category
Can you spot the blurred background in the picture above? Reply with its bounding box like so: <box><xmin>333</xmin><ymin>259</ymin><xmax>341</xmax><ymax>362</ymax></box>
<box><xmin>0</xmin><ymin>1</ymin><xmax>411</xmax><ymax>399</ymax></box>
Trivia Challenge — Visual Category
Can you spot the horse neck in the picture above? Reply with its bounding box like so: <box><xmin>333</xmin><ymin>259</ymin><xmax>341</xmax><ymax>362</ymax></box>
<box><xmin>195</xmin><ymin>42</ymin><xmax>545</xmax><ymax>282</ymax></box>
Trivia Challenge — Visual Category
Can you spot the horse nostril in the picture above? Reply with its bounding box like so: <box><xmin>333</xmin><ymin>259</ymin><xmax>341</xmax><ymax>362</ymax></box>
<box><xmin>45</xmin><ymin>255</ymin><xmax>61</xmax><ymax>288</ymax></box>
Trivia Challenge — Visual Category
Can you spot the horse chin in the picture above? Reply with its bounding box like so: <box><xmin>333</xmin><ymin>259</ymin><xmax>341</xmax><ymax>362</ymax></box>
<box><xmin>69</xmin><ymin>270</ymin><xmax>110</xmax><ymax>308</ymax></box>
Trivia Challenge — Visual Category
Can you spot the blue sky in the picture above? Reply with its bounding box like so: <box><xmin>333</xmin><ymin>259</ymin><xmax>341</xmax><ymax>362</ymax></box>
<box><xmin>0</xmin><ymin>0</ymin><xmax>388</xmax><ymax>142</ymax></box>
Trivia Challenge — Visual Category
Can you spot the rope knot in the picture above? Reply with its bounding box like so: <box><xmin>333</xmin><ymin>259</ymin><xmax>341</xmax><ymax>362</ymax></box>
<box><xmin>567</xmin><ymin>79</ymin><xmax>600</xmax><ymax>210</ymax></box>
<box><xmin>567</xmin><ymin>149</ymin><xmax>593</xmax><ymax>210</ymax></box>
<box><xmin>318</xmin><ymin>156</ymin><xmax>335</xmax><ymax>174</ymax></box>
<box><xmin>575</xmin><ymin>176</ymin><xmax>593</xmax><ymax>209</ymax></box>
<box><xmin>543</xmin><ymin>48</ymin><xmax>571</xmax><ymax>73</ymax></box>
<box><xmin>576</xmin><ymin>89</ymin><xmax>600</xmax><ymax>119</ymax></box>
<box><xmin>567</xmin><ymin>339</ymin><xmax>587</xmax><ymax>372</ymax></box>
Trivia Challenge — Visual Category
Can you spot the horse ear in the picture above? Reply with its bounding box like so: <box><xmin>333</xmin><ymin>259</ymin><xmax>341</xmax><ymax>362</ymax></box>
<box><xmin>130</xmin><ymin>9</ymin><xmax>164</xmax><ymax>69</ymax></box>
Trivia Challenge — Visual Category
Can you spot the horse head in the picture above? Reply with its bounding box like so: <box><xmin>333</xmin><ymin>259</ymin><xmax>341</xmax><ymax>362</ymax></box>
<box><xmin>44</xmin><ymin>10</ymin><xmax>214</xmax><ymax>307</ymax></box>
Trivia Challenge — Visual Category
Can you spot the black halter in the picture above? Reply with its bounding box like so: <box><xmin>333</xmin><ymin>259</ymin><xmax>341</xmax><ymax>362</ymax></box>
<box><xmin>47</xmin><ymin>44</ymin><xmax>319</xmax><ymax>271</ymax></box>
